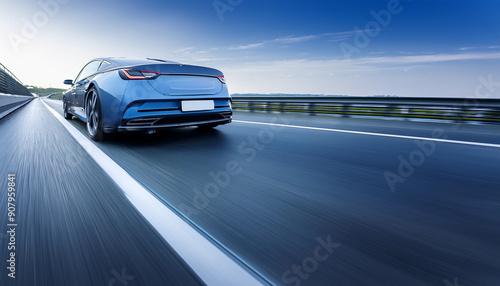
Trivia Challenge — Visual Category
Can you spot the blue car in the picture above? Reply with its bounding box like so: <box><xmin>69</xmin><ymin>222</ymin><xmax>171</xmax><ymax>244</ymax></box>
<box><xmin>63</xmin><ymin>57</ymin><xmax>232</xmax><ymax>141</ymax></box>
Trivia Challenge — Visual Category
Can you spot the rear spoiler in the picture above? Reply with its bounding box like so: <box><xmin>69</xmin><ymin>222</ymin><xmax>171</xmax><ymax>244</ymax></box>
<box><xmin>123</xmin><ymin>64</ymin><xmax>223</xmax><ymax>78</ymax></box>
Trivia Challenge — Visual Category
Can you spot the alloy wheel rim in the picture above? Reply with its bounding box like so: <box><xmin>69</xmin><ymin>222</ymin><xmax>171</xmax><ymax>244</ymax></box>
<box><xmin>86</xmin><ymin>91</ymin><xmax>98</xmax><ymax>136</ymax></box>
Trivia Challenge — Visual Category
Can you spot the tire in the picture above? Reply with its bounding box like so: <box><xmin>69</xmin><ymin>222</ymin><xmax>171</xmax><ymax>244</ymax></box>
<box><xmin>85</xmin><ymin>87</ymin><xmax>106</xmax><ymax>141</ymax></box>
<box><xmin>63</xmin><ymin>98</ymin><xmax>72</xmax><ymax>120</ymax></box>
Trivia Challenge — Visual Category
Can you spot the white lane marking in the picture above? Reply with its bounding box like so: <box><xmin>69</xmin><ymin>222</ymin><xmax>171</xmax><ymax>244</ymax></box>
<box><xmin>41</xmin><ymin>99</ymin><xmax>265</xmax><ymax>286</ymax></box>
<box><xmin>233</xmin><ymin>120</ymin><xmax>500</xmax><ymax>149</ymax></box>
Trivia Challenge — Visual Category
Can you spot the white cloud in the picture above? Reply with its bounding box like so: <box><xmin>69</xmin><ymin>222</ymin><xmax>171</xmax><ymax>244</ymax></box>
<box><xmin>228</xmin><ymin>29</ymin><xmax>380</xmax><ymax>50</ymax></box>
<box><xmin>177</xmin><ymin>47</ymin><xmax>195</xmax><ymax>53</ymax></box>
<box><xmin>229</xmin><ymin>33</ymin><xmax>324</xmax><ymax>50</ymax></box>
<box><xmin>230</xmin><ymin>42</ymin><xmax>266</xmax><ymax>50</ymax></box>
<box><xmin>353</xmin><ymin>52</ymin><xmax>500</xmax><ymax>65</ymax></box>
<box><xmin>272</xmin><ymin>35</ymin><xmax>318</xmax><ymax>44</ymax></box>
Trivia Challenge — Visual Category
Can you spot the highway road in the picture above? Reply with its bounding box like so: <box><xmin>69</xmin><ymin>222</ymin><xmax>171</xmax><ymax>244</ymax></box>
<box><xmin>1</xmin><ymin>97</ymin><xmax>500</xmax><ymax>286</ymax></box>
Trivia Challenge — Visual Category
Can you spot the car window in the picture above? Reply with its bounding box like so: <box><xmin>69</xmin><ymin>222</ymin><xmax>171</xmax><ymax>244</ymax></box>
<box><xmin>98</xmin><ymin>61</ymin><xmax>111</xmax><ymax>71</ymax></box>
<box><xmin>75</xmin><ymin>60</ymin><xmax>102</xmax><ymax>83</ymax></box>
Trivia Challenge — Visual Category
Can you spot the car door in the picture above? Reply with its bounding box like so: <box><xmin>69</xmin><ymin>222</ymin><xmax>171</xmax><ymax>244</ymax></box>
<box><xmin>72</xmin><ymin>60</ymin><xmax>102</xmax><ymax>115</ymax></box>
<box><xmin>64</xmin><ymin>83</ymin><xmax>77</xmax><ymax>109</ymax></box>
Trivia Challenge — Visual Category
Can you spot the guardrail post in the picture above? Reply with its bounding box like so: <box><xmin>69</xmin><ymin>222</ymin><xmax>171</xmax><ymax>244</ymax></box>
<box><xmin>494</xmin><ymin>108</ymin><xmax>500</xmax><ymax>125</ymax></box>
<box><xmin>454</xmin><ymin>106</ymin><xmax>465</xmax><ymax>123</ymax></box>
<box><xmin>343</xmin><ymin>104</ymin><xmax>349</xmax><ymax>118</ymax></box>
<box><xmin>267</xmin><ymin>102</ymin><xmax>272</xmax><ymax>113</ymax></box>
<box><xmin>248</xmin><ymin>101</ymin><xmax>254</xmax><ymax>112</ymax></box>
<box><xmin>309</xmin><ymin>103</ymin><xmax>315</xmax><ymax>116</ymax></box>
<box><xmin>400</xmin><ymin>107</ymin><xmax>409</xmax><ymax>121</ymax></box>
<box><xmin>280</xmin><ymin>102</ymin><xmax>285</xmax><ymax>113</ymax></box>
<box><xmin>388</xmin><ymin>104</ymin><xmax>395</xmax><ymax>117</ymax></box>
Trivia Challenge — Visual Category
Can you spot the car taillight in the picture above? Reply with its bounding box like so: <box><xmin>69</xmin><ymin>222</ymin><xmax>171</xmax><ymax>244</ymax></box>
<box><xmin>217</xmin><ymin>76</ymin><xmax>226</xmax><ymax>84</ymax></box>
<box><xmin>120</xmin><ymin>69</ymin><xmax>160</xmax><ymax>80</ymax></box>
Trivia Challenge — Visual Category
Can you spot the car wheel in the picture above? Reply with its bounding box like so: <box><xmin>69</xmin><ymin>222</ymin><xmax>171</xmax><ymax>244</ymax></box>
<box><xmin>85</xmin><ymin>87</ymin><xmax>106</xmax><ymax>141</ymax></box>
<box><xmin>63</xmin><ymin>98</ymin><xmax>71</xmax><ymax>119</ymax></box>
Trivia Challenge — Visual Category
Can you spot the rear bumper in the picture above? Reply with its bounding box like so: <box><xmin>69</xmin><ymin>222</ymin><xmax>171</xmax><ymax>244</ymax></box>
<box><xmin>112</xmin><ymin>110</ymin><xmax>232</xmax><ymax>132</ymax></box>
<box><xmin>117</xmin><ymin>117</ymin><xmax>231</xmax><ymax>131</ymax></box>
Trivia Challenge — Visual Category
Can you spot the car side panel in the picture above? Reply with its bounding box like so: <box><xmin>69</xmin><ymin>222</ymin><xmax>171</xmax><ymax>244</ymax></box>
<box><xmin>88</xmin><ymin>70</ymin><xmax>129</xmax><ymax>130</ymax></box>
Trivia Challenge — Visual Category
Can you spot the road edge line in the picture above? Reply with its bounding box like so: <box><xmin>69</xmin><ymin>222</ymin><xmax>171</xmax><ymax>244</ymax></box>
<box><xmin>41</xmin><ymin>99</ymin><xmax>267</xmax><ymax>286</ymax></box>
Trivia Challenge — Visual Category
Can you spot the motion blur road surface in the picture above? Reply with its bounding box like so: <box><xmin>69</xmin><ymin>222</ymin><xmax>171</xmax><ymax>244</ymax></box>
<box><xmin>1</xmin><ymin>98</ymin><xmax>499</xmax><ymax>286</ymax></box>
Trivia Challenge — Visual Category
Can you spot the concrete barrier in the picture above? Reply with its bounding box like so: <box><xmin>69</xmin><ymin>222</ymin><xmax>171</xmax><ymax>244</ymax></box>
<box><xmin>0</xmin><ymin>93</ymin><xmax>33</xmax><ymax>120</ymax></box>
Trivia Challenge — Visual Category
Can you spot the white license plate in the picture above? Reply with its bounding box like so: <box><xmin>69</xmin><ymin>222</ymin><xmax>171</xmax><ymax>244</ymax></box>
<box><xmin>181</xmin><ymin>100</ymin><xmax>214</xmax><ymax>112</ymax></box>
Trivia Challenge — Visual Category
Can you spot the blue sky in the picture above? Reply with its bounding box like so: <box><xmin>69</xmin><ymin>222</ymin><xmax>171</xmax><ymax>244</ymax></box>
<box><xmin>1</xmin><ymin>0</ymin><xmax>499</xmax><ymax>97</ymax></box>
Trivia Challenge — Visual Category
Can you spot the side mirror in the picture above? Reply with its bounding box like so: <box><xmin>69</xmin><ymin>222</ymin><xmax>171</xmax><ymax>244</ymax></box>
<box><xmin>64</xmin><ymin>79</ymin><xmax>73</xmax><ymax>85</ymax></box>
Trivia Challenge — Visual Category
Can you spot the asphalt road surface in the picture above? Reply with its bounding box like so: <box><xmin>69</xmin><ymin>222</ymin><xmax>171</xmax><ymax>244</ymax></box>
<box><xmin>1</xmin><ymin>98</ymin><xmax>499</xmax><ymax>286</ymax></box>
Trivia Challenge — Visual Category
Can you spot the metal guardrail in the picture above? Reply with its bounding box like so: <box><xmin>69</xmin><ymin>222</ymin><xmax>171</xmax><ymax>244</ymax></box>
<box><xmin>0</xmin><ymin>63</ymin><xmax>24</xmax><ymax>84</ymax></box>
<box><xmin>0</xmin><ymin>63</ymin><xmax>32</xmax><ymax>96</ymax></box>
<box><xmin>231</xmin><ymin>96</ymin><xmax>500</xmax><ymax>124</ymax></box>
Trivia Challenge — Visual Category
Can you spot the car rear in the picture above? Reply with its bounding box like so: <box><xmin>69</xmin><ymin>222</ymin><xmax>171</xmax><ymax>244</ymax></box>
<box><xmin>117</xmin><ymin>63</ymin><xmax>232</xmax><ymax>131</ymax></box>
